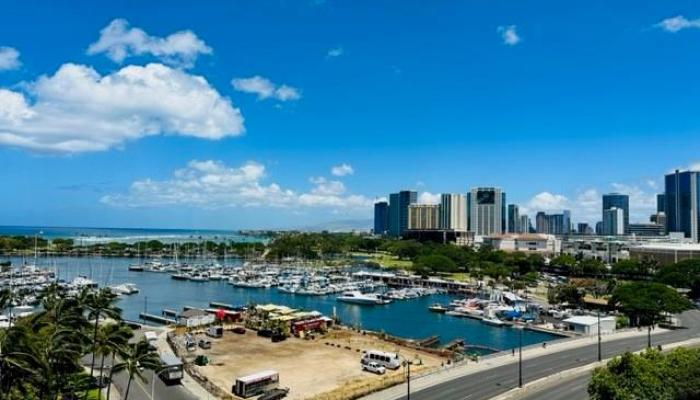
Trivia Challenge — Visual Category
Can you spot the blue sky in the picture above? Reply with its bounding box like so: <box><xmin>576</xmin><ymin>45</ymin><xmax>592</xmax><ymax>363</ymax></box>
<box><xmin>1</xmin><ymin>1</ymin><xmax>700</xmax><ymax>229</ymax></box>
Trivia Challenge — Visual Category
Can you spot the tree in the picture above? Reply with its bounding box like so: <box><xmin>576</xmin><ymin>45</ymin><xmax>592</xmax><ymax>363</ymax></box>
<box><xmin>413</xmin><ymin>255</ymin><xmax>457</xmax><ymax>274</ymax></box>
<box><xmin>548</xmin><ymin>283</ymin><xmax>584</xmax><ymax>306</ymax></box>
<box><xmin>589</xmin><ymin>348</ymin><xmax>700</xmax><ymax>400</ymax></box>
<box><xmin>656</xmin><ymin>259</ymin><xmax>700</xmax><ymax>298</ymax></box>
<box><xmin>112</xmin><ymin>340</ymin><xmax>161</xmax><ymax>400</ymax></box>
<box><xmin>97</xmin><ymin>324</ymin><xmax>133</xmax><ymax>400</ymax></box>
<box><xmin>611</xmin><ymin>282</ymin><xmax>692</xmax><ymax>327</ymax></box>
<box><xmin>85</xmin><ymin>289</ymin><xmax>122</xmax><ymax>378</ymax></box>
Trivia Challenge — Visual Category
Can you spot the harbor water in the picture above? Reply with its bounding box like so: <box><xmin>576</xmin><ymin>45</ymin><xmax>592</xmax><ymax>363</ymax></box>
<box><xmin>12</xmin><ymin>256</ymin><xmax>562</xmax><ymax>352</ymax></box>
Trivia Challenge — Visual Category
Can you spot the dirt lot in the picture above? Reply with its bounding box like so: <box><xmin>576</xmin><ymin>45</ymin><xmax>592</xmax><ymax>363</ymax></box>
<box><xmin>185</xmin><ymin>328</ymin><xmax>446</xmax><ymax>400</ymax></box>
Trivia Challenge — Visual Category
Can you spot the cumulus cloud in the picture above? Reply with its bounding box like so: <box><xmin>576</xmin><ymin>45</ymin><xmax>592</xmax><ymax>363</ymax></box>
<box><xmin>101</xmin><ymin>160</ymin><xmax>373</xmax><ymax>210</ymax></box>
<box><xmin>0</xmin><ymin>63</ymin><xmax>244</xmax><ymax>153</ymax></box>
<box><xmin>0</xmin><ymin>47</ymin><xmax>21</xmax><ymax>71</ymax></box>
<box><xmin>331</xmin><ymin>163</ymin><xmax>354</xmax><ymax>176</ymax></box>
<box><xmin>524</xmin><ymin>192</ymin><xmax>569</xmax><ymax>212</ymax></box>
<box><xmin>231</xmin><ymin>76</ymin><xmax>301</xmax><ymax>101</ymax></box>
<box><xmin>656</xmin><ymin>15</ymin><xmax>700</xmax><ymax>33</ymax></box>
<box><xmin>418</xmin><ymin>192</ymin><xmax>441</xmax><ymax>205</ymax></box>
<box><xmin>327</xmin><ymin>47</ymin><xmax>344</xmax><ymax>58</ymax></box>
<box><xmin>87</xmin><ymin>18</ymin><xmax>212</xmax><ymax>67</ymax></box>
<box><xmin>498</xmin><ymin>25</ymin><xmax>521</xmax><ymax>46</ymax></box>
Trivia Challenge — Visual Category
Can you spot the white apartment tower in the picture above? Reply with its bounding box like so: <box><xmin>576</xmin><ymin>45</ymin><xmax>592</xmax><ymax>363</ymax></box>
<box><xmin>468</xmin><ymin>187</ymin><xmax>506</xmax><ymax>236</ymax></box>
<box><xmin>440</xmin><ymin>193</ymin><xmax>467</xmax><ymax>231</ymax></box>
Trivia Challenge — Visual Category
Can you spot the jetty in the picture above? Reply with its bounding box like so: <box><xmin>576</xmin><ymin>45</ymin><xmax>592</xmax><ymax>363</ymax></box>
<box><xmin>139</xmin><ymin>312</ymin><xmax>176</xmax><ymax>325</ymax></box>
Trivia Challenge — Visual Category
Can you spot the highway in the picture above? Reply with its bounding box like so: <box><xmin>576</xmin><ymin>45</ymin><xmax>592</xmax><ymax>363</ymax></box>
<box><xmin>518</xmin><ymin>373</ymin><xmax>589</xmax><ymax>400</ymax></box>
<box><xmin>395</xmin><ymin>310</ymin><xmax>700</xmax><ymax>400</ymax></box>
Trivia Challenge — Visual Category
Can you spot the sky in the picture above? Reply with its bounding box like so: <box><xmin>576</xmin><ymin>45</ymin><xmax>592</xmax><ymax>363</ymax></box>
<box><xmin>1</xmin><ymin>1</ymin><xmax>700</xmax><ymax>230</ymax></box>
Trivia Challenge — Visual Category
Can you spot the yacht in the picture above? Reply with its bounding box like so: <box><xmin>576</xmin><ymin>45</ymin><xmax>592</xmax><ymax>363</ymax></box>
<box><xmin>428</xmin><ymin>303</ymin><xmax>448</xmax><ymax>313</ymax></box>
<box><xmin>337</xmin><ymin>291</ymin><xmax>390</xmax><ymax>305</ymax></box>
<box><xmin>128</xmin><ymin>264</ymin><xmax>144</xmax><ymax>272</ymax></box>
<box><xmin>171</xmin><ymin>273</ymin><xmax>190</xmax><ymax>281</ymax></box>
<box><xmin>189</xmin><ymin>273</ymin><xmax>209</xmax><ymax>282</ymax></box>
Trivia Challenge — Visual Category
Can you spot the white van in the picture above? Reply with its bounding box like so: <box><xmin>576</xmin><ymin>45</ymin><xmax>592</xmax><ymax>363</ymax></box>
<box><xmin>361</xmin><ymin>350</ymin><xmax>401</xmax><ymax>370</ymax></box>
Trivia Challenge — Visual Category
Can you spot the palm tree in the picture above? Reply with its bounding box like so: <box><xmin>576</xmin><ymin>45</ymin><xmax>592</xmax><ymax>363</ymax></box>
<box><xmin>111</xmin><ymin>340</ymin><xmax>161</xmax><ymax>400</ymax></box>
<box><xmin>0</xmin><ymin>288</ymin><xmax>20</xmax><ymax>328</ymax></box>
<box><xmin>86</xmin><ymin>289</ymin><xmax>122</xmax><ymax>378</ymax></box>
<box><xmin>95</xmin><ymin>324</ymin><xmax>132</xmax><ymax>400</ymax></box>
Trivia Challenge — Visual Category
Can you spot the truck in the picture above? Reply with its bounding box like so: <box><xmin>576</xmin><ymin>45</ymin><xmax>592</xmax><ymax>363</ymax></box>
<box><xmin>206</xmin><ymin>325</ymin><xmax>223</xmax><ymax>338</ymax></box>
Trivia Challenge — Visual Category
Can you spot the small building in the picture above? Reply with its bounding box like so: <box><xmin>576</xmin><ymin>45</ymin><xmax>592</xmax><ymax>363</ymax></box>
<box><xmin>563</xmin><ymin>315</ymin><xmax>616</xmax><ymax>336</ymax></box>
<box><xmin>484</xmin><ymin>234</ymin><xmax>561</xmax><ymax>254</ymax></box>
<box><xmin>178</xmin><ymin>309</ymin><xmax>215</xmax><ymax>328</ymax></box>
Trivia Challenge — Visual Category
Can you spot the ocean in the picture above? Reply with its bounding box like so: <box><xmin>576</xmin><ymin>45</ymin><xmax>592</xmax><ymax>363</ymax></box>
<box><xmin>0</xmin><ymin>225</ymin><xmax>264</xmax><ymax>244</ymax></box>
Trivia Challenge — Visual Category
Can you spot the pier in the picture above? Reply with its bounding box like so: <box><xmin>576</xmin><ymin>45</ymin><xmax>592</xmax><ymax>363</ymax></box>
<box><xmin>139</xmin><ymin>312</ymin><xmax>176</xmax><ymax>325</ymax></box>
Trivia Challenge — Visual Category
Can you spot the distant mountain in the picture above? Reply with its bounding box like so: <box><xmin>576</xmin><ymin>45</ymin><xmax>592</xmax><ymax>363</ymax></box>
<box><xmin>299</xmin><ymin>219</ymin><xmax>373</xmax><ymax>232</ymax></box>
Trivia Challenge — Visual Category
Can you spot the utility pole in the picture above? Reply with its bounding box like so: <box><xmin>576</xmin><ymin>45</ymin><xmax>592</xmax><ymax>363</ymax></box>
<box><xmin>518</xmin><ymin>327</ymin><xmax>523</xmax><ymax>388</ymax></box>
<box><xmin>405</xmin><ymin>360</ymin><xmax>412</xmax><ymax>400</ymax></box>
<box><xmin>597</xmin><ymin>310</ymin><xmax>602</xmax><ymax>362</ymax></box>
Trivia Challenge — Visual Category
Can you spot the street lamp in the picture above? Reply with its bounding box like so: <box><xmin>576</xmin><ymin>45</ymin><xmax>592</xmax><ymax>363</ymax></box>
<box><xmin>597</xmin><ymin>310</ymin><xmax>602</xmax><ymax>362</ymax></box>
<box><xmin>403</xmin><ymin>359</ymin><xmax>413</xmax><ymax>400</ymax></box>
<box><xmin>518</xmin><ymin>326</ymin><xmax>523</xmax><ymax>388</ymax></box>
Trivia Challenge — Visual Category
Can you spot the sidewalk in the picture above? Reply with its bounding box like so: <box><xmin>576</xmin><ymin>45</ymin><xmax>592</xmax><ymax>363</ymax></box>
<box><xmin>360</xmin><ymin>327</ymin><xmax>666</xmax><ymax>400</ymax></box>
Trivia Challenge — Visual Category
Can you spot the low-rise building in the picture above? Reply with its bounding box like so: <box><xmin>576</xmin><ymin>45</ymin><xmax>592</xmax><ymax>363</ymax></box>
<box><xmin>629</xmin><ymin>241</ymin><xmax>700</xmax><ymax>265</ymax></box>
<box><xmin>563</xmin><ymin>315</ymin><xmax>616</xmax><ymax>336</ymax></box>
<box><xmin>483</xmin><ymin>233</ymin><xmax>561</xmax><ymax>254</ymax></box>
<box><xmin>178</xmin><ymin>309</ymin><xmax>216</xmax><ymax>328</ymax></box>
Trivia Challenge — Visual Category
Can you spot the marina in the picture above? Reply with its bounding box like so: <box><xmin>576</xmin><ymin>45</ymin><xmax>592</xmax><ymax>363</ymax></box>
<box><xmin>0</xmin><ymin>255</ymin><xmax>563</xmax><ymax>352</ymax></box>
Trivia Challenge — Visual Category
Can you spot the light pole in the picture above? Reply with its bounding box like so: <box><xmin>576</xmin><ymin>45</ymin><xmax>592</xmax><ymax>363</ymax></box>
<box><xmin>518</xmin><ymin>327</ymin><xmax>523</xmax><ymax>388</ymax></box>
<box><xmin>403</xmin><ymin>359</ymin><xmax>413</xmax><ymax>400</ymax></box>
<box><xmin>597</xmin><ymin>310</ymin><xmax>602</xmax><ymax>362</ymax></box>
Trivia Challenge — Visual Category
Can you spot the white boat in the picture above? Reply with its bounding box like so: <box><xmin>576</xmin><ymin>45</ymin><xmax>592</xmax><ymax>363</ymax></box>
<box><xmin>71</xmin><ymin>276</ymin><xmax>97</xmax><ymax>288</ymax></box>
<box><xmin>481</xmin><ymin>317</ymin><xmax>506</xmax><ymax>327</ymax></box>
<box><xmin>337</xmin><ymin>291</ymin><xmax>390</xmax><ymax>305</ymax></box>
<box><xmin>0</xmin><ymin>315</ymin><xmax>9</xmax><ymax>329</ymax></box>
<box><xmin>189</xmin><ymin>273</ymin><xmax>209</xmax><ymax>282</ymax></box>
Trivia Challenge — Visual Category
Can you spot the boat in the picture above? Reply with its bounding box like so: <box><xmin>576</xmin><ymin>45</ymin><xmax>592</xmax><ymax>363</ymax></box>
<box><xmin>336</xmin><ymin>291</ymin><xmax>390</xmax><ymax>305</ymax></box>
<box><xmin>171</xmin><ymin>273</ymin><xmax>190</xmax><ymax>281</ymax></box>
<box><xmin>428</xmin><ymin>304</ymin><xmax>448</xmax><ymax>313</ymax></box>
<box><xmin>189</xmin><ymin>273</ymin><xmax>209</xmax><ymax>282</ymax></box>
<box><xmin>128</xmin><ymin>264</ymin><xmax>144</xmax><ymax>272</ymax></box>
<box><xmin>481</xmin><ymin>317</ymin><xmax>506</xmax><ymax>327</ymax></box>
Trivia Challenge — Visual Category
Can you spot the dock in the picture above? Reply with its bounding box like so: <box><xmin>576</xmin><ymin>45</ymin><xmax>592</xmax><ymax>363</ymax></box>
<box><xmin>210</xmin><ymin>301</ymin><xmax>247</xmax><ymax>311</ymax></box>
<box><xmin>415</xmin><ymin>335</ymin><xmax>440</xmax><ymax>347</ymax></box>
<box><xmin>442</xmin><ymin>338</ymin><xmax>465</xmax><ymax>351</ymax></box>
<box><xmin>162</xmin><ymin>309</ymin><xmax>178</xmax><ymax>318</ymax></box>
<box><xmin>139</xmin><ymin>312</ymin><xmax>176</xmax><ymax>325</ymax></box>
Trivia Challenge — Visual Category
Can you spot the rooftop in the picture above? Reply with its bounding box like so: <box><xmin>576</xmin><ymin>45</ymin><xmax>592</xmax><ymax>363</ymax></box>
<box><xmin>563</xmin><ymin>315</ymin><xmax>616</xmax><ymax>326</ymax></box>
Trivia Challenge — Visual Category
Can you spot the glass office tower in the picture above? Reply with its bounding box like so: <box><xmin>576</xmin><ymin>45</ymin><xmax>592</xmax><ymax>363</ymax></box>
<box><xmin>665</xmin><ymin>170</ymin><xmax>700</xmax><ymax>242</ymax></box>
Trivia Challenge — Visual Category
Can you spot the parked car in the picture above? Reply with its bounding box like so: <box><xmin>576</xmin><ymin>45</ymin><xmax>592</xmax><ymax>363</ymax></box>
<box><xmin>257</xmin><ymin>329</ymin><xmax>273</xmax><ymax>338</ymax></box>
<box><xmin>271</xmin><ymin>333</ymin><xmax>287</xmax><ymax>343</ymax></box>
<box><xmin>198</xmin><ymin>339</ymin><xmax>212</xmax><ymax>349</ymax></box>
<box><xmin>258</xmin><ymin>388</ymin><xmax>290</xmax><ymax>400</ymax></box>
<box><xmin>232</xmin><ymin>326</ymin><xmax>246</xmax><ymax>334</ymax></box>
<box><xmin>362</xmin><ymin>361</ymin><xmax>386</xmax><ymax>375</ymax></box>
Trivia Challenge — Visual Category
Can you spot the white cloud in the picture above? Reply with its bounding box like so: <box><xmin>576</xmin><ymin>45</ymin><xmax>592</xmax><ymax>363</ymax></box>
<box><xmin>418</xmin><ymin>192</ymin><xmax>441</xmax><ymax>205</ymax></box>
<box><xmin>610</xmin><ymin>183</ymin><xmax>656</xmax><ymax>221</ymax></box>
<box><xmin>0</xmin><ymin>63</ymin><xmax>244</xmax><ymax>153</ymax></box>
<box><xmin>327</xmin><ymin>47</ymin><xmax>344</xmax><ymax>58</ymax></box>
<box><xmin>0</xmin><ymin>47</ymin><xmax>21</xmax><ymax>71</ymax></box>
<box><xmin>525</xmin><ymin>192</ymin><xmax>570</xmax><ymax>213</ymax></box>
<box><xmin>331</xmin><ymin>163</ymin><xmax>354</xmax><ymax>176</ymax></box>
<box><xmin>231</xmin><ymin>76</ymin><xmax>301</xmax><ymax>101</ymax></box>
<box><xmin>87</xmin><ymin>18</ymin><xmax>212</xmax><ymax>67</ymax></box>
<box><xmin>656</xmin><ymin>15</ymin><xmax>700</xmax><ymax>33</ymax></box>
<box><xmin>102</xmin><ymin>160</ymin><xmax>373</xmax><ymax>210</ymax></box>
<box><xmin>498</xmin><ymin>25</ymin><xmax>521</xmax><ymax>46</ymax></box>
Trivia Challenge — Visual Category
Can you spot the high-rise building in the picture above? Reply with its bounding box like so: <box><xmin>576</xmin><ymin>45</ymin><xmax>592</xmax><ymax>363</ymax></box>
<box><xmin>603</xmin><ymin>207</ymin><xmax>625</xmax><ymax>235</ymax></box>
<box><xmin>562</xmin><ymin>210</ymin><xmax>571</xmax><ymax>234</ymax></box>
<box><xmin>650</xmin><ymin>212</ymin><xmax>667</xmax><ymax>233</ymax></box>
<box><xmin>408</xmin><ymin>204</ymin><xmax>440</xmax><ymax>230</ymax></box>
<box><xmin>519</xmin><ymin>215</ymin><xmax>530</xmax><ymax>234</ymax></box>
<box><xmin>467</xmin><ymin>187</ymin><xmax>505</xmax><ymax>236</ymax></box>
<box><xmin>665</xmin><ymin>169</ymin><xmax>700</xmax><ymax>242</ymax></box>
<box><xmin>439</xmin><ymin>193</ymin><xmax>467</xmax><ymax>231</ymax></box>
<box><xmin>388</xmin><ymin>190</ymin><xmax>417</xmax><ymax>237</ymax></box>
<box><xmin>507</xmin><ymin>204</ymin><xmax>520</xmax><ymax>233</ymax></box>
<box><xmin>535</xmin><ymin>211</ymin><xmax>548</xmax><ymax>233</ymax></box>
<box><xmin>577</xmin><ymin>223</ymin><xmax>591</xmax><ymax>235</ymax></box>
<box><xmin>602</xmin><ymin>193</ymin><xmax>629</xmax><ymax>234</ymax></box>
<box><xmin>657</xmin><ymin>194</ymin><xmax>665</xmax><ymax>213</ymax></box>
<box><xmin>373</xmin><ymin>201</ymin><xmax>389</xmax><ymax>235</ymax></box>
<box><xmin>595</xmin><ymin>221</ymin><xmax>603</xmax><ymax>235</ymax></box>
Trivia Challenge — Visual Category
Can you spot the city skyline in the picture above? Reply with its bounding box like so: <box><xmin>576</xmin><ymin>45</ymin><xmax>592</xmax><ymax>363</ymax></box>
<box><xmin>1</xmin><ymin>1</ymin><xmax>700</xmax><ymax>229</ymax></box>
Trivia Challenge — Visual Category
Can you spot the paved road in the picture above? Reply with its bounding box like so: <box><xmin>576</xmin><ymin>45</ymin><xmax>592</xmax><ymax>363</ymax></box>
<box><xmin>396</xmin><ymin>310</ymin><xmax>700</xmax><ymax>400</ymax></box>
<box><xmin>82</xmin><ymin>354</ymin><xmax>197</xmax><ymax>400</ymax></box>
<box><xmin>518</xmin><ymin>373</ymin><xmax>590</xmax><ymax>400</ymax></box>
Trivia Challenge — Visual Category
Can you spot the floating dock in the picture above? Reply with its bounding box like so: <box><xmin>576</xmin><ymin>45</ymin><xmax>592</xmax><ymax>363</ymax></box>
<box><xmin>140</xmin><ymin>312</ymin><xmax>176</xmax><ymax>325</ymax></box>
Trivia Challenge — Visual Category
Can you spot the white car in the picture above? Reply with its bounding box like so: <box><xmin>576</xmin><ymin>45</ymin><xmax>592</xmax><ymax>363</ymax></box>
<box><xmin>362</xmin><ymin>361</ymin><xmax>386</xmax><ymax>375</ymax></box>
